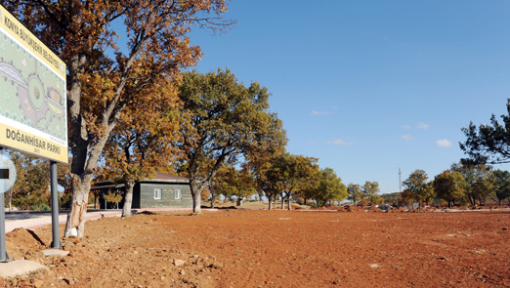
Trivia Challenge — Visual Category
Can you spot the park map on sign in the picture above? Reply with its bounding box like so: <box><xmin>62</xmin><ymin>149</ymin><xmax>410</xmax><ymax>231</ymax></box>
<box><xmin>0</xmin><ymin>29</ymin><xmax>66</xmax><ymax>142</ymax></box>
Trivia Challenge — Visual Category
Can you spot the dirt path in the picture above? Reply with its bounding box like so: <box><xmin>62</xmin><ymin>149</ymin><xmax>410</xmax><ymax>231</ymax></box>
<box><xmin>1</xmin><ymin>210</ymin><xmax>510</xmax><ymax>287</ymax></box>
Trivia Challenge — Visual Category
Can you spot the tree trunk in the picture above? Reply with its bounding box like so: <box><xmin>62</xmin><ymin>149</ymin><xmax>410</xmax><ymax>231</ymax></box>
<box><xmin>8</xmin><ymin>190</ymin><xmax>12</xmax><ymax>211</ymax></box>
<box><xmin>267</xmin><ymin>194</ymin><xmax>272</xmax><ymax>210</ymax></box>
<box><xmin>211</xmin><ymin>193</ymin><xmax>215</xmax><ymax>209</ymax></box>
<box><xmin>190</xmin><ymin>180</ymin><xmax>202</xmax><ymax>213</ymax></box>
<box><xmin>448</xmin><ymin>199</ymin><xmax>452</xmax><ymax>208</ymax></box>
<box><xmin>122</xmin><ymin>180</ymin><xmax>135</xmax><ymax>217</ymax></box>
<box><xmin>64</xmin><ymin>176</ymin><xmax>92</xmax><ymax>238</ymax></box>
<box><xmin>280</xmin><ymin>194</ymin><xmax>285</xmax><ymax>209</ymax></box>
<box><xmin>273</xmin><ymin>195</ymin><xmax>276</xmax><ymax>210</ymax></box>
<box><xmin>287</xmin><ymin>193</ymin><xmax>291</xmax><ymax>210</ymax></box>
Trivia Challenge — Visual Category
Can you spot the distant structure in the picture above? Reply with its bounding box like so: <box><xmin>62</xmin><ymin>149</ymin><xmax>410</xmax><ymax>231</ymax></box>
<box><xmin>398</xmin><ymin>168</ymin><xmax>402</xmax><ymax>192</ymax></box>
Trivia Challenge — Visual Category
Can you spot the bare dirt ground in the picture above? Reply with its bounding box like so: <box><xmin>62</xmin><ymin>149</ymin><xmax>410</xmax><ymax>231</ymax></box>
<box><xmin>1</xmin><ymin>209</ymin><xmax>510</xmax><ymax>287</ymax></box>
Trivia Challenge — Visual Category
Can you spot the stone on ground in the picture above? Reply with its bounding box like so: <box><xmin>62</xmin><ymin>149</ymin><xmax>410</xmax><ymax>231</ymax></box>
<box><xmin>42</xmin><ymin>249</ymin><xmax>70</xmax><ymax>258</ymax></box>
<box><xmin>0</xmin><ymin>260</ymin><xmax>48</xmax><ymax>278</ymax></box>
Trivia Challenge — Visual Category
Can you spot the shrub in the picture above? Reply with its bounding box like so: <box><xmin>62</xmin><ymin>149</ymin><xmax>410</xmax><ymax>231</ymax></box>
<box><xmin>60</xmin><ymin>193</ymin><xmax>73</xmax><ymax>208</ymax></box>
<box><xmin>30</xmin><ymin>204</ymin><xmax>51</xmax><ymax>211</ymax></box>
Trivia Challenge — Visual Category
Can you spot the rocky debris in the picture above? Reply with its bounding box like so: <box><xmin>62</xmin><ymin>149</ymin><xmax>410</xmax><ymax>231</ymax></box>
<box><xmin>503</xmin><ymin>227</ymin><xmax>508</xmax><ymax>231</ymax></box>
<box><xmin>173</xmin><ymin>259</ymin><xmax>186</xmax><ymax>267</ymax></box>
<box><xmin>34</xmin><ymin>279</ymin><xmax>44</xmax><ymax>288</ymax></box>
<box><xmin>41</xmin><ymin>249</ymin><xmax>70</xmax><ymax>258</ymax></box>
<box><xmin>469</xmin><ymin>249</ymin><xmax>486</xmax><ymax>255</ymax></box>
<box><xmin>0</xmin><ymin>260</ymin><xmax>49</xmax><ymax>278</ymax></box>
<box><xmin>63</xmin><ymin>277</ymin><xmax>74</xmax><ymax>285</ymax></box>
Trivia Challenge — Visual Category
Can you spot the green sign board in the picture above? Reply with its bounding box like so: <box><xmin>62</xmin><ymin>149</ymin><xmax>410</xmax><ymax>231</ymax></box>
<box><xmin>0</xmin><ymin>5</ymin><xmax>68</xmax><ymax>163</ymax></box>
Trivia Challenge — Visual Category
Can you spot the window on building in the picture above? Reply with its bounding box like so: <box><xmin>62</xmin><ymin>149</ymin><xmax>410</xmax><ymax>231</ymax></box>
<box><xmin>154</xmin><ymin>188</ymin><xmax>162</xmax><ymax>200</ymax></box>
<box><xmin>175</xmin><ymin>189</ymin><xmax>182</xmax><ymax>200</ymax></box>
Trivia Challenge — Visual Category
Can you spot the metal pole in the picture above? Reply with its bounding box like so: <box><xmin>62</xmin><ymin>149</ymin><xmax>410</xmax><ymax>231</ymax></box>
<box><xmin>0</xmin><ymin>191</ymin><xmax>6</xmax><ymax>262</ymax></box>
<box><xmin>50</xmin><ymin>161</ymin><xmax>60</xmax><ymax>248</ymax></box>
<box><xmin>0</xmin><ymin>147</ymin><xmax>6</xmax><ymax>262</ymax></box>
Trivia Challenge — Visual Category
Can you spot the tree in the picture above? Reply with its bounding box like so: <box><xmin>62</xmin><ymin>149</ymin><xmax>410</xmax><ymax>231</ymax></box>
<box><xmin>5</xmin><ymin>151</ymin><xmax>29</xmax><ymax>211</ymax></box>
<box><xmin>347</xmin><ymin>183</ymin><xmax>363</xmax><ymax>205</ymax></box>
<box><xmin>177</xmin><ymin>69</ymin><xmax>277</xmax><ymax>213</ymax></box>
<box><xmin>460</xmin><ymin>99</ymin><xmax>510</xmax><ymax>165</ymax></box>
<box><xmin>362</xmin><ymin>181</ymin><xmax>380</xmax><ymax>205</ymax></box>
<box><xmin>299</xmin><ymin>170</ymin><xmax>321</xmax><ymax>206</ymax></box>
<box><xmin>4</xmin><ymin>0</ymin><xmax>233</xmax><ymax>237</ymax></box>
<box><xmin>451</xmin><ymin>163</ymin><xmax>492</xmax><ymax>206</ymax></box>
<box><xmin>493</xmin><ymin>169</ymin><xmax>510</xmax><ymax>205</ymax></box>
<box><xmin>400</xmin><ymin>190</ymin><xmax>415</xmax><ymax>206</ymax></box>
<box><xmin>433</xmin><ymin>170</ymin><xmax>466</xmax><ymax>207</ymax></box>
<box><xmin>220</xmin><ymin>167</ymin><xmax>257</xmax><ymax>204</ymax></box>
<box><xmin>403</xmin><ymin>170</ymin><xmax>435</xmax><ymax>206</ymax></box>
<box><xmin>103</xmin><ymin>190</ymin><xmax>123</xmax><ymax>209</ymax></box>
<box><xmin>102</xmin><ymin>80</ymin><xmax>182</xmax><ymax>217</ymax></box>
<box><xmin>242</xmin><ymin>115</ymin><xmax>287</xmax><ymax>210</ymax></box>
<box><xmin>423</xmin><ymin>181</ymin><xmax>435</xmax><ymax>205</ymax></box>
<box><xmin>4</xmin><ymin>151</ymin><xmax>52</xmax><ymax>210</ymax></box>
<box><xmin>312</xmin><ymin>168</ymin><xmax>347</xmax><ymax>207</ymax></box>
<box><xmin>380</xmin><ymin>192</ymin><xmax>402</xmax><ymax>206</ymax></box>
<box><xmin>266</xmin><ymin>153</ymin><xmax>318</xmax><ymax>210</ymax></box>
<box><xmin>471</xmin><ymin>177</ymin><xmax>495</xmax><ymax>205</ymax></box>
<box><xmin>206</xmin><ymin>164</ymin><xmax>230</xmax><ymax>208</ymax></box>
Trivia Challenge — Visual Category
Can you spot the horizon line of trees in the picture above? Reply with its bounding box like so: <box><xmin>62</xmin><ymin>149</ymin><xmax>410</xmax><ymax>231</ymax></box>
<box><xmin>379</xmin><ymin>163</ymin><xmax>510</xmax><ymax>208</ymax></box>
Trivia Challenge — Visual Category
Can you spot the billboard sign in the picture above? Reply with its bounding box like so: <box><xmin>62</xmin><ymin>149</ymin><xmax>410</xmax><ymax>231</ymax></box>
<box><xmin>0</xmin><ymin>5</ymin><xmax>68</xmax><ymax>163</ymax></box>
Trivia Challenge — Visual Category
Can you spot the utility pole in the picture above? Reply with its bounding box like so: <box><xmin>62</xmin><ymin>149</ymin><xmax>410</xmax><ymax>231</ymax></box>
<box><xmin>399</xmin><ymin>168</ymin><xmax>402</xmax><ymax>193</ymax></box>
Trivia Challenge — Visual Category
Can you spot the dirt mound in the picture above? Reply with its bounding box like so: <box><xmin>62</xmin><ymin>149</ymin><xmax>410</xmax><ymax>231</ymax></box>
<box><xmin>5</xmin><ymin>228</ymin><xmax>47</xmax><ymax>261</ymax></box>
<box><xmin>368</xmin><ymin>206</ymin><xmax>383</xmax><ymax>212</ymax></box>
<box><xmin>312</xmin><ymin>205</ymin><xmax>344</xmax><ymax>210</ymax></box>
<box><xmin>341</xmin><ymin>205</ymin><xmax>365</xmax><ymax>213</ymax></box>
<box><xmin>291</xmin><ymin>205</ymin><xmax>304</xmax><ymax>210</ymax></box>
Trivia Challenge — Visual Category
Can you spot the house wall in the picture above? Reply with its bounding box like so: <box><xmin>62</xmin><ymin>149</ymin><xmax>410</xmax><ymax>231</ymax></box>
<box><xmin>139</xmin><ymin>182</ymin><xmax>192</xmax><ymax>208</ymax></box>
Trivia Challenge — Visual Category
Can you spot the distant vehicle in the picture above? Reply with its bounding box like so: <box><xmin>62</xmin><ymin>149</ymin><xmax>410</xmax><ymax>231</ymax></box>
<box><xmin>378</xmin><ymin>205</ymin><xmax>393</xmax><ymax>211</ymax></box>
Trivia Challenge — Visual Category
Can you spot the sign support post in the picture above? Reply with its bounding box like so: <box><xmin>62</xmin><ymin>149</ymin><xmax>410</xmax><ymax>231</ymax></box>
<box><xmin>0</xmin><ymin>147</ymin><xmax>11</xmax><ymax>263</ymax></box>
<box><xmin>50</xmin><ymin>161</ymin><xmax>60</xmax><ymax>248</ymax></box>
<box><xmin>0</xmin><ymin>187</ymin><xmax>6</xmax><ymax>263</ymax></box>
<box><xmin>0</xmin><ymin>146</ymin><xmax>6</xmax><ymax>263</ymax></box>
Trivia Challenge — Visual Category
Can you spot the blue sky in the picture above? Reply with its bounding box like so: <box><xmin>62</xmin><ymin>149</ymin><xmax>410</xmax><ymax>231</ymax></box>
<box><xmin>182</xmin><ymin>0</ymin><xmax>510</xmax><ymax>193</ymax></box>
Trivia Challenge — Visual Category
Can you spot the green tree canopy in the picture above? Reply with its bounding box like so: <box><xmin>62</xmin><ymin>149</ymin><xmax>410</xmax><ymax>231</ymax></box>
<box><xmin>460</xmin><ymin>99</ymin><xmax>510</xmax><ymax>165</ymax></box>
<box><xmin>266</xmin><ymin>153</ymin><xmax>318</xmax><ymax>210</ymax></box>
<box><xmin>362</xmin><ymin>181</ymin><xmax>380</xmax><ymax>205</ymax></box>
<box><xmin>433</xmin><ymin>170</ymin><xmax>466</xmax><ymax>207</ymax></box>
<box><xmin>347</xmin><ymin>183</ymin><xmax>364</xmax><ymax>205</ymax></box>
<box><xmin>451</xmin><ymin>163</ymin><xmax>492</xmax><ymax>206</ymax></box>
<box><xmin>312</xmin><ymin>168</ymin><xmax>347</xmax><ymax>207</ymax></box>
<box><xmin>493</xmin><ymin>169</ymin><xmax>510</xmax><ymax>205</ymax></box>
<box><xmin>177</xmin><ymin>69</ymin><xmax>280</xmax><ymax>213</ymax></box>
<box><xmin>403</xmin><ymin>169</ymin><xmax>435</xmax><ymax>206</ymax></box>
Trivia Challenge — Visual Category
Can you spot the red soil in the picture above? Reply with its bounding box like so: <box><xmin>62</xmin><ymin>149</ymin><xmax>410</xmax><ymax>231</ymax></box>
<box><xmin>2</xmin><ymin>210</ymin><xmax>510</xmax><ymax>287</ymax></box>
